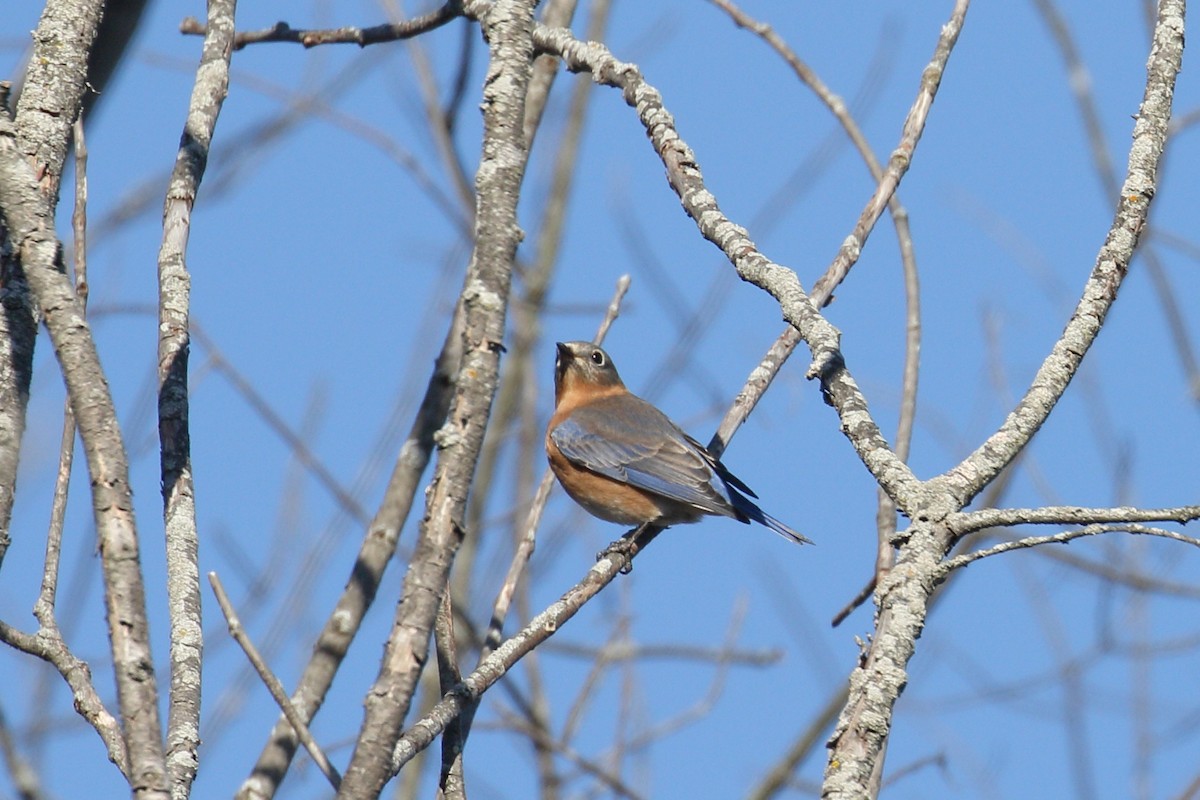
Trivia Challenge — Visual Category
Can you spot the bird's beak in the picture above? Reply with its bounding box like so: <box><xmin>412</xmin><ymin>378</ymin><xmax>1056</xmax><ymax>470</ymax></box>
<box><xmin>553</xmin><ymin>342</ymin><xmax>574</xmax><ymax>398</ymax></box>
<box><xmin>555</xmin><ymin>341</ymin><xmax>573</xmax><ymax>371</ymax></box>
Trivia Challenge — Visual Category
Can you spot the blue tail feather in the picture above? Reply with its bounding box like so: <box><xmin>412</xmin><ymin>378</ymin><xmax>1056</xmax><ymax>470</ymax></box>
<box><xmin>729</xmin><ymin>490</ymin><xmax>811</xmax><ymax>545</ymax></box>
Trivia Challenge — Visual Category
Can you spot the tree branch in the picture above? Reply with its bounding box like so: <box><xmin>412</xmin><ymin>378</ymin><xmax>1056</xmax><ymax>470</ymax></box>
<box><xmin>940</xmin><ymin>523</ymin><xmax>1200</xmax><ymax>575</ymax></box>
<box><xmin>513</xmin><ymin>10</ymin><xmax>924</xmax><ymax>512</ymax></box>
<box><xmin>178</xmin><ymin>2</ymin><xmax>462</xmax><ymax>50</ymax></box>
<box><xmin>951</xmin><ymin>504</ymin><xmax>1200</xmax><ymax>536</ymax></box>
<box><xmin>336</xmin><ymin>0</ymin><xmax>537</xmax><ymax>795</ymax></box>
<box><xmin>236</xmin><ymin>301</ymin><xmax>466</xmax><ymax>800</ymax></box>
<box><xmin>0</xmin><ymin>4</ymin><xmax>170</xmax><ymax>795</ymax></box>
<box><xmin>823</xmin><ymin>2</ymin><xmax>1185</xmax><ymax>796</ymax></box>
<box><xmin>387</xmin><ymin>540</ymin><xmax>648</xmax><ymax>775</ymax></box>
<box><xmin>933</xmin><ymin>0</ymin><xmax>1185</xmax><ymax>512</ymax></box>
<box><xmin>0</xmin><ymin>618</ymin><xmax>129</xmax><ymax>777</ymax></box>
<box><xmin>157</xmin><ymin>1</ymin><xmax>238</xmax><ymax>795</ymax></box>
<box><xmin>209</xmin><ymin>572</ymin><xmax>342</xmax><ymax>789</ymax></box>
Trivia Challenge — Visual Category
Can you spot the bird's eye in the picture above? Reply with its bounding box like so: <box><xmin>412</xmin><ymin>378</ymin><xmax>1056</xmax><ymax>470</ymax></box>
<box><xmin>590</xmin><ymin>350</ymin><xmax>606</xmax><ymax>366</ymax></box>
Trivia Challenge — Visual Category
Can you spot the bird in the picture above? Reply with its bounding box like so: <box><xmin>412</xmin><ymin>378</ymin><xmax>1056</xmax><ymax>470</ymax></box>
<box><xmin>545</xmin><ymin>340</ymin><xmax>809</xmax><ymax>545</ymax></box>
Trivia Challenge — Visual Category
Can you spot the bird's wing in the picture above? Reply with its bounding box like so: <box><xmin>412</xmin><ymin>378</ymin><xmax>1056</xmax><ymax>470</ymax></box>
<box><xmin>680</xmin><ymin>431</ymin><xmax>759</xmax><ymax>499</ymax></box>
<box><xmin>550</xmin><ymin>396</ymin><xmax>735</xmax><ymax>516</ymax></box>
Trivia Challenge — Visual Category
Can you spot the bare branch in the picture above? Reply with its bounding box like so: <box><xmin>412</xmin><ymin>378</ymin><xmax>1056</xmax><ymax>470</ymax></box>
<box><xmin>236</xmin><ymin>301</ymin><xmax>466</xmax><ymax>800</ymax></box>
<box><xmin>337</xmin><ymin>0</ymin><xmax>538</xmax><ymax>795</ymax></box>
<box><xmin>209</xmin><ymin>572</ymin><xmax>342</xmax><ymax>789</ymax></box>
<box><xmin>35</xmin><ymin>116</ymin><xmax>89</xmax><ymax>627</ymax></box>
<box><xmin>388</xmin><ymin>543</ymin><xmax>645</xmax><ymax>776</ymax></box>
<box><xmin>434</xmin><ymin>590</ymin><xmax>466</xmax><ymax>799</ymax></box>
<box><xmin>934</xmin><ymin>0</ymin><xmax>1184</xmax><ymax>510</ymax></box>
<box><xmin>400</xmin><ymin>1</ymin><xmax>477</xmax><ymax>217</ymax></box>
<box><xmin>704</xmin><ymin>0</ymin><xmax>932</xmax><ymax>510</ymax></box>
<box><xmin>951</xmin><ymin>504</ymin><xmax>1200</xmax><ymax>536</ymax></box>
<box><xmin>1035</xmin><ymin>0</ymin><xmax>1200</xmax><ymax>409</ymax></box>
<box><xmin>0</xmin><ymin>0</ymin><xmax>109</xmax><ymax>571</ymax></box>
<box><xmin>821</xmin><ymin>1</ymin><xmax>1187</xmax><ymax>775</ymax></box>
<box><xmin>0</xmin><ymin>619</ymin><xmax>128</xmax><ymax>776</ymax></box>
<box><xmin>157</xmin><ymin>1</ymin><xmax>238</xmax><ymax>794</ymax></box>
<box><xmin>512</xmin><ymin>5</ymin><xmax>923</xmax><ymax>511</ymax></box>
<box><xmin>809</xmin><ymin>3</ymin><xmax>963</xmax><ymax>304</ymax></box>
<box><xmin>523</xmin><ymin>0</ymin><xmax>584</xmax><ymax>148</ymax></box>
<box><xmin>0</xmin><ymin>3</ymin><xmax>171</xmax><ymax>793</ymax></box>
<box><xmin>14</xmin><ymin>0</ymin><xmax>103</xmax><ymax>202</ymax></box>
<box><xmin>940</xmin><ymin>524</ymin><xmax>1200</xmax><ymax>575</ymax></box>
<box><xmin>179</xmin><ymin>2</ymin><xmax>462</xmax><ymax>50</ymax></box>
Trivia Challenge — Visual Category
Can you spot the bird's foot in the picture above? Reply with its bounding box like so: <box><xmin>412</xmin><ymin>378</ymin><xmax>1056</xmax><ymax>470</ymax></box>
<box><xmin>596</xmin><ymin>523</ymin><xmax>663</xmax><ymax>573</ymax></box>
<box><xmin>597</xmin><ymin>535</ymin><xmax>638</xmax><ymax>573</ymax></box>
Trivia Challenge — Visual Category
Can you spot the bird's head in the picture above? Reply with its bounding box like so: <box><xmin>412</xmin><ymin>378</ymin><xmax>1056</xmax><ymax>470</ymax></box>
<box><xmin>554</xmin><ymin>341</ymin><xmax>626</xmax><ymax>403</ymax></box>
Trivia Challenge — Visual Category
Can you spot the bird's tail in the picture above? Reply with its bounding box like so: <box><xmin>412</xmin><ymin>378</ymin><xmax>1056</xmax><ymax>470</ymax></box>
<box><xmin>730</xmin><ymin>492</ymin><xmax>812</xmax><ymax>546</ymax></box>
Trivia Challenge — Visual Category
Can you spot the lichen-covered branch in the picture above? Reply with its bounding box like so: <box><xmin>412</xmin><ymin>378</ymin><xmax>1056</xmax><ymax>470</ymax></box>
<box><xmin>336</xmin><ymin>0</ymin><xmax>537</xmax><ymax>796</ymax></box>
<box><xmin>157</xmin><ymin>1</ymin><xmax>237</xmax><ymax>796</ymax></box>
<box><xmin>933</xmin><ymin>0</ymin><xmax>1185</xmax><ymax>512</ymax></box>
<box><xmin>822</xmin><ymin>3</ymin><xmax>1184</xmax><ymax>796</ymax></box>
<box><xmin>0</xmin><ymin>115</ymin><xmax>169</xmax><ymax>800</ymax></box>
<box><xmin>1</xmin><ymin>2</ymin><xmax>170</xmax><ymax>796</ymax></box>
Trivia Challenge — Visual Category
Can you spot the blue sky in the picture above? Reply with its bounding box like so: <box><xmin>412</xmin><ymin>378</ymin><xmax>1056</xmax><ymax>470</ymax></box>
<box><xmin>2</xmin><ymin>1</ymin><xmax>1199</xmax><ymax>798</ymax></box>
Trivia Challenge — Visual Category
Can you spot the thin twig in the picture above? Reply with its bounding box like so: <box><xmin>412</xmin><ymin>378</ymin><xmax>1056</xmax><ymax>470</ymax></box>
<box><xmin>1034</xmin><ymin>0</ymin><xmax>1200</xmax><ymax>406</ymax></box>
<box><xmin>935</xmin><ymin>0</ymin><xmax>1182</xmax><ymax>510</ymax></box>
<box><xmin>0</xmin><ymin>619</ymin><xmax>128</xmax><ymax>776</ymax></box>
<box><xmin>179</xmin><ymin>2</ymin><xmax>462</xmax><ymax>50</ymax></box>
<box><xmin>35</xmin><ymin>115</ymin><xmax>89</xmax><ymax>626</ymax></box>
<box><xmin>939</xmin><ymin>524</ymin><xmax>1200</xmax><ymax>576</ymax></box>
<box><xmin>396</xmin><ymin>0</ymin><xmax>476</xmax><ymax>216</ymax></box>
<box><xmin>698</xmin><ymin>7</ymin><xmax>926</xmax><ymax>617</ymax></box>
<box><xmin>237</xmin><ymin>298</ymin><xmax>466</xmax><ymax>799</ymax></box>
<box><xmin>706</xmin><ymin>0</ymin><xmax>937</xmax><ymax>488</ymax></box>
<box><xmin>209</xmin><ymin>572</ymin><xmax>342</xmax><ymax>789</ymax></box>
<box><xmin>435</xmin><ymin>591</ymin><xmax>466</xmax><ymax>799</ymax></box>
<box><xmin>0</xmin><ymin>702</ymin><xmax>44</xmax><ymax>800</ymax></box>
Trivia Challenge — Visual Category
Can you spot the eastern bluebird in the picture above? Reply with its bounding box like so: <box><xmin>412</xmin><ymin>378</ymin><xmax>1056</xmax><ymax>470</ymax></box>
<box><xmin>546</xmin><ymin>341</ymin><xmax>809</xmax><ymax>545</ymax></box>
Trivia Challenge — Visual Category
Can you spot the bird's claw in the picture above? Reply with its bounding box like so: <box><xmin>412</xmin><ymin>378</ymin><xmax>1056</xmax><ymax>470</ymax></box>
<box><xmin>597</xmin><ymin>536</ymin><xmax>638</xmax><ymax>573</ymax></box>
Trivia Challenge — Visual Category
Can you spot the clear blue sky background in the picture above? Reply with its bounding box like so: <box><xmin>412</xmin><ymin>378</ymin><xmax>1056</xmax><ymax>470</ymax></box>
<box><xmin>3</xmin><ymin>2</ymin><xmax>1199</xmax><ymax>798</ymax></box>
